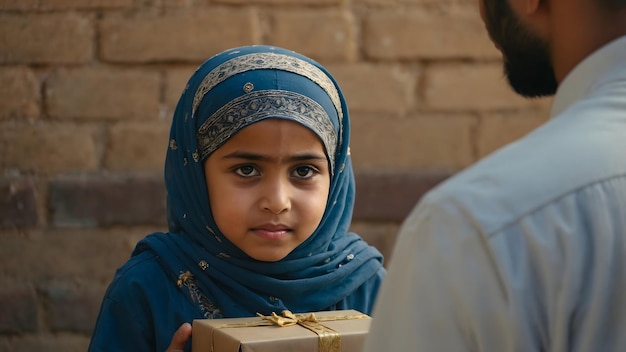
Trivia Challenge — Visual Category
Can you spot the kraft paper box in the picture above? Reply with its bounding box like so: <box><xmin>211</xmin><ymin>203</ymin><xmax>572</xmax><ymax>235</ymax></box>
<box><xmin>192</xmin><ymin>309</ymin><xmax>371</xmax><ymax>352</ymax></box>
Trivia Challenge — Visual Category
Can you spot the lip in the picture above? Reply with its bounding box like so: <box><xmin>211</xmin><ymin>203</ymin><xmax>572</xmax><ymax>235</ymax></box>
<box><xmin>251</xmin><ymin>223</ymin><xmax>292</xmax><ymax>240</ymax></box>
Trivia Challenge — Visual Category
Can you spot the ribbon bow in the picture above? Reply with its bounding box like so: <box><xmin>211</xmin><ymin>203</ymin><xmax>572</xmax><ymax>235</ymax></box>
<box><xmin>256</xmin><ymin>310</ymin><xmax>319</xmax><ymax>327</ymax></box>
<box><xmin>257</xmin><ymin>310</ymin><xmax>341</xmax><ymax>351</ymax></box>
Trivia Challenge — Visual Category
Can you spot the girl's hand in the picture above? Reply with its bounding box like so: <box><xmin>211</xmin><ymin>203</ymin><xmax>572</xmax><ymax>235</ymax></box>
<box><xmin>166</xmin><ymin>322</ymin><xmax>192</xmax><ymax>352</ymax></box>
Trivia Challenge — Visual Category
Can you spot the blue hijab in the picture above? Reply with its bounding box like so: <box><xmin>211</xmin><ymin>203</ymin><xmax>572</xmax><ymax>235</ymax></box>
<box><xmin>133</xmin><ymin>45</ymin><xmax>384</xmax><ymax>318</ymax></box>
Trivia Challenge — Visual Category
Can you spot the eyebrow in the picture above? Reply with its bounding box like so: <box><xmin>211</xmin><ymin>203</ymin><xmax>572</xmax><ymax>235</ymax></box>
<box><xmin>221</xmin><ymin>151</ymin><xmax>327</xmax><ymax>163</ymax></box>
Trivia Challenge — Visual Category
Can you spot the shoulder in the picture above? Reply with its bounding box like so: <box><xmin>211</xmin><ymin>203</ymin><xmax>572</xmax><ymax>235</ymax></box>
<box><xmin>90</xmin><ymin>250</ymin><xmax>191</xmax><ymax>351</ymax></box>
<box><xmin>104</xmin><ymin>250</ymin><xmax>172</xmax><ymax>304</ymax></box>
<box><xmin>89</xmin><ymin>251</ymin><xmax>167</xmax><ymax>352</ymax></box>
<box><xmin>414</xmin><ymin>106</ymin><xmax>626</xmax><ymax>237</ymax></box>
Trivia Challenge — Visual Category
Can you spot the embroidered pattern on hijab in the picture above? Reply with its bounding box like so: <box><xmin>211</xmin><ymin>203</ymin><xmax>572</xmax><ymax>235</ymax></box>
<box><xmin>191</xmin><ymin>52</ymin><xmax>344</xmax><ymax>124</ymax></box>
<box><xmin>132</xmin><ymin>45</ymin><xmax>384</xmax><ymax>318</ymax></box>
<box><xmin>196</xmin><ymin>90</ymin><xmax>338</xmax><ymax>171</ymax></box>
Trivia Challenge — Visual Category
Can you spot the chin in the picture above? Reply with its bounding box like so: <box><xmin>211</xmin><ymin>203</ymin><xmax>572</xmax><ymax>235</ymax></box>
<box><xmin>504</xmin><ymin>64</ymin><xmax>558</xmax><ymax>98</ymax></box>
<box><xmin>248</xmin><ymin>251</ymin><xmax>290</xmax><ymax>262</ymax></box>
<box><xmin>502</xmin><ymin>53</ymin><xmax>558</xmax><ymax>98</ymax></box>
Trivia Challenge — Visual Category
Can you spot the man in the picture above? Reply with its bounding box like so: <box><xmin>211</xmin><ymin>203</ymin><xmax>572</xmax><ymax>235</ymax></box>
<box><xmin>363</xmin><ymin>0</ymin><xmax>626</xmax><ymax>350</ymax></box>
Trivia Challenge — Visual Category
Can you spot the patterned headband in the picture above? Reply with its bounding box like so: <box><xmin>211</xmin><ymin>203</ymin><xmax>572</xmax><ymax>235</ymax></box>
<box><xmin>191</xmin><ymin>52</ymin><xmax>343</xmax><ymax>126</ymax></box>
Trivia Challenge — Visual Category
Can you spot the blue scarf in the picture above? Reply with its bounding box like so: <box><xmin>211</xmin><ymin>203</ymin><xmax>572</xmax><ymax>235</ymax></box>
<box><xmin>133</xmin><ymin>45</ymin><xmax>384</xmax><ymax>318</ymax></box>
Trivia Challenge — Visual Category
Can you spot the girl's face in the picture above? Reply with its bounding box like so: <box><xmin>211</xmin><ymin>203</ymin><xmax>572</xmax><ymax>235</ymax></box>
<box><xmin>204</xmin><ymin>118</ymin><xmax>331</xmax><ymax>262</ymax></box>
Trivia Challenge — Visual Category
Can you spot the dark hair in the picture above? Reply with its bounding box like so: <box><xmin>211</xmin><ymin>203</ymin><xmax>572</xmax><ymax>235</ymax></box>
<box><xmin>600</xmin><ymin>0</ymin><xmax>626</xmax><ymax>10</ymax></box>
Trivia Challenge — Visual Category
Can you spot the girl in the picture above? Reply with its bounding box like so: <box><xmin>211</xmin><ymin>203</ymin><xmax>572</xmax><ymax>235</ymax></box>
<box><xmin>88</xmin><ymin>45</ymin><xmax>386</xmax><ymax>352</ymax></box>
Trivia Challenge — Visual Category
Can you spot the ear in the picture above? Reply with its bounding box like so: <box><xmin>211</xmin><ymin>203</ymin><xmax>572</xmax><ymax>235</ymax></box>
<box><xmin>511</xmin><ymin>0</ymin><xmax>544</xmax><ymax>15</ymax></box>
<box><xmin>511</xmin><ymin>0</ymin><xmax>552</xmax><ymax>31</ymax></box>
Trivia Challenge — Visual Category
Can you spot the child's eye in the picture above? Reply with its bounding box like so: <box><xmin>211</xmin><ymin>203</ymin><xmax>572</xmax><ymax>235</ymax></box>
<box><xmin>235</xmin><ymin>165</ymin><xmax>259</xmax><ymax>177</ymax></box>
<box><xmin>292</xmin><ymin>166</ymin><xmax>318</xmax><ymax>179</ymax></box>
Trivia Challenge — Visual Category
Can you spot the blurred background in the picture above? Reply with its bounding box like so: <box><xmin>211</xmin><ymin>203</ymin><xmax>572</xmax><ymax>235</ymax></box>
<box><xmin>0</xmin><ymin>0</ymin><xmax>552</xmax><ymax>350</ymax></box>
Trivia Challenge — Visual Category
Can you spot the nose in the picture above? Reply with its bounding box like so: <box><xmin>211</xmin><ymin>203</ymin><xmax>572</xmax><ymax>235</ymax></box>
<box><xmin>260</xmin><ymin>177</ymin><xmax>291</xmax><ymax>215</ymax></box>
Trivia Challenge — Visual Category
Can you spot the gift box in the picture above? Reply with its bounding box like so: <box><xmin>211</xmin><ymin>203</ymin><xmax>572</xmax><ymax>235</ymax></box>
<box><xmin>191</xmin><ymin>309</ymin><xmax>371</xmax><ymax>352</ymax></box>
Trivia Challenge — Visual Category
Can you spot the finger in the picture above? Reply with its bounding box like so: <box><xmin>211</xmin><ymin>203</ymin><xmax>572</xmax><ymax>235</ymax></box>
<box><xmin>166</xmin><ymin>322</ymin><xmax>192</xmax><ymax>352</ymax></box>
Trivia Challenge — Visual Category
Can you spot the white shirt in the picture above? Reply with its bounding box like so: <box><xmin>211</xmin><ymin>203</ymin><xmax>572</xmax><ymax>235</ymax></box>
<box><xmin>364</xmin><ymin>35</ymin><xmax>626</xmax><ymax>352</ymax></box>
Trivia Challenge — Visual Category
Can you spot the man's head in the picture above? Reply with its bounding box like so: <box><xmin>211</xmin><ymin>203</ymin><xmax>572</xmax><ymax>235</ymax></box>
<box><xmin>479</xmin><ymin>0</ymin><xmax>558</xmax><ymax>98</ymax></box>
<box><xmin>479</xmin><ymin>0</ymin><xmax>626</xmax><ymax>98</ymax></box>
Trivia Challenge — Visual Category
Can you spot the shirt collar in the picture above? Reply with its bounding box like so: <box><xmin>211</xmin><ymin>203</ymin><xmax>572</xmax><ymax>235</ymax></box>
<box><xmin>551</xmin><ymin>35</ymin><xmax>626</xmax><ymax>118</ymax></box>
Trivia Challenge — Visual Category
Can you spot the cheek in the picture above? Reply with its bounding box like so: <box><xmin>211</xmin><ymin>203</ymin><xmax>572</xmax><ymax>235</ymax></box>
<box><xmin>209</xmin><ymin>190</ymin><xmax>233</xmax><ymax>218</ymax></box>
<box><xmin>208</xmin><ymin>187</ymin><xmax>255</xmax><ymax>241</ymax></box>
<box><xmin>302</xmin><ymin>185</ymin><xmax>330</xmax><ymax>228</ymax></box>
<box><xmin>206</xmin><ymin>177</ymin><xmax>247</xmax><ymax>226</ymax></box>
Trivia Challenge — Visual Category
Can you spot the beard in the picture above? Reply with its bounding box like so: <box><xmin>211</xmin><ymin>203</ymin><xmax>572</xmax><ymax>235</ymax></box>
<box><xmin>482</xmin><ymin>0</ymin><xmax>558</xmax><ymax>98</ymax></box>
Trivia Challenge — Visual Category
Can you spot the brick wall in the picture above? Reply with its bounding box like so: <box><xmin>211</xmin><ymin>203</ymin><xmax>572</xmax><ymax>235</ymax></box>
<box><xmin>0</xmin><ymin>0</ymin><xmax>552</xmax><ymax>350</ymax></box>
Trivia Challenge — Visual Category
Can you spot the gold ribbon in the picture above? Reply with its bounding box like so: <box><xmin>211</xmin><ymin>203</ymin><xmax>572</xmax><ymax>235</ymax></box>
<box><xmin>258</xmin><ymin>310</ymin><xmax>340</xmax><ymax>352</ymax></box>
<box><xmin>212</xmin><ymin>310</ymin><xmax>369</xmax><ymax>352</ymax></box>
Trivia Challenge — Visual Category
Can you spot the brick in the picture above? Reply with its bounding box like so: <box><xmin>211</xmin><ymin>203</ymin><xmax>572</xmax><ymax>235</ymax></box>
<box><xmin>0</xmin><ymin>13</ymin><xmax>93</xmax><ymax>64</ymax></box>
<box><xmin>40</xmin><ymin>282</ymin><xmax>104</xmax><ymax>334</ymax></box>
<box><xmin>326</xmin><ymin>63</ymin><xmax>417</xmax><ymax>114</ymax></box>
<box><xmin>99</xmin><ymin>8</ymin><xmax>258</xmax><ymax>63</ymax></box>
<box><xmin>349</xmin><ymin>221</ymin><xmax>400</xmax><ymax>266</ymax></box>
<box><xmin>0</xmin><ymin>67</ymin><xmax>40</xmax><ymax>119</ymax></box>
<box><xmin>104</xmin><ymin>122</ymin><xmax>171</xmax><ymax>172</ymax></box>
<box><xmin>0</xmin><ymin>335</ymin><xmax>90</xmax><ymax>352</ymax></box>
<box><xmin>0</xmin><ymin>178</ymin><xmax>39</xmax><ymax>228</ymax></box>
<box><xmin>0</xmin><ymin>0</ymin><xmax>39</xmax><ymax>10</ymax></box>
<box><xmin>164</xmin><ymin>67</ymin><xmax>197</xmax><ymax>119</ymax></box>
<box><xmin>350</xmin><ymin>113</ymin><xmax>476</xmax><ymax>170</ymax></box>
<box><xmin>160</xmin><ymin>0</ymin><xmax>213</xmax><ymax>6</ymax></box>
<box><xmin>0</xmin><ymin>121</ymin><xmax>99</xmax><ymax>174</ymax></box>
<box><xmin>353</xmin><ymin>170</ymin><xmax>450</xmax><ymax>222</ymax></box>
<box><xmin>49</xmin><ymin>176</ymin><xmax>167</xmax><ymax>227</ymax></box>
<box><xmin>0</xmin><ymin>228</ymin><xmax>159</xmax><ymax>283</ymax></box>
<box><xmin>477</xmin><ymin>111</ymin><xmax>551</xmax><ymax>158</ymax></box>
<box><xmin>0</xmin><ymin>285</ymin><xmax>38</xmax><ymax>333</ymax></box>
<box><xmin>39</xmin><ymin>0</ymin><xmax>132</xmax><ymax>9</ymax></box>
<box><xmin>45</xmin><ymin>68</ymin><xmax>161</xmax><ymax>121</ymax></box>
<box><xmin>363</xmin><ymin>7</ymin><xmax>498</xmax><ymax>60</ymax></box>
<box><xmin>0</xmin><ymin>0</ymin><xmax>131</xmax><ymax>9</ymax></box>
<box><xmin>423</xmin><ymin>63</ymin><xmax>553</xmax><ymax>111</ymax></box>
<box><xmin>267</xmin><ymin>10</ymin><xmax>356</xmax><ymax>62</ymax></box>
<box><xmin>349</xmin><ymin>170</ymin><xmax>454</xmax><ymax>265</ymax></box>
